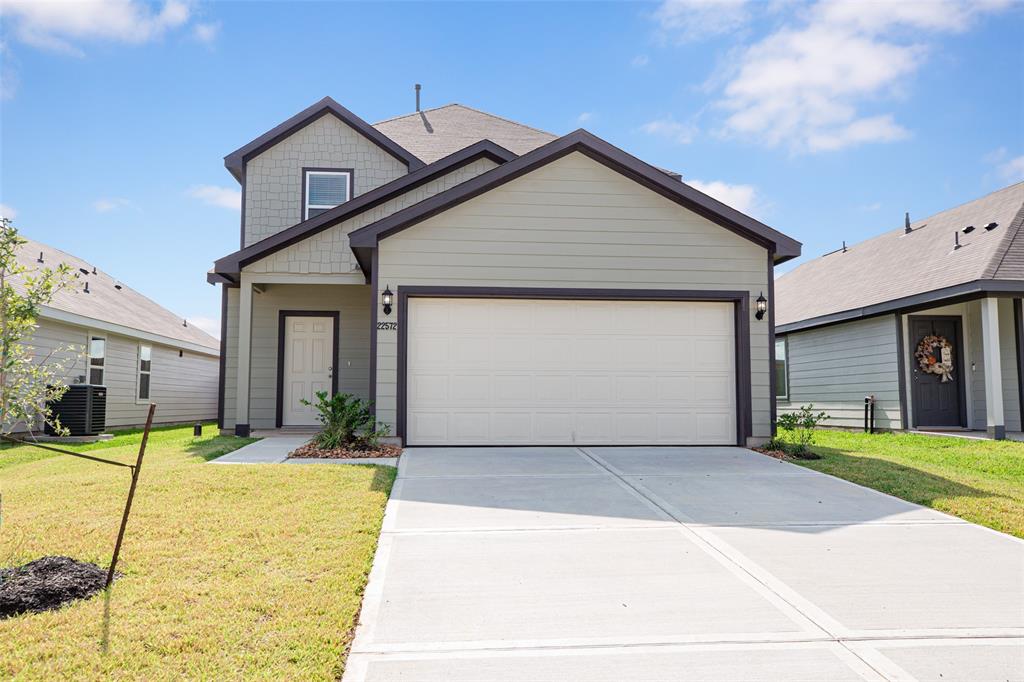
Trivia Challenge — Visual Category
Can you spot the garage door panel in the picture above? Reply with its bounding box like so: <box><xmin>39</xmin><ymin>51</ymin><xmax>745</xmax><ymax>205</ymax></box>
<box><xmin>407</xmin><ymin>298</ymin><xmax>737</xmax><ymax>445</ymax></box>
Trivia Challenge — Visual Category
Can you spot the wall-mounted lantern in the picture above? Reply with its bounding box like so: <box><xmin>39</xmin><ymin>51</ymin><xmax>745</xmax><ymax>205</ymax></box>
<box><xmin>755</xmin><ymin>292</ymin><xmax>767</xmax><ymax>321</ymax></box>
<box><xmin>382</xmin><ymin>286</ymin><xmax>394</xmax><ymax>316</ymax></box>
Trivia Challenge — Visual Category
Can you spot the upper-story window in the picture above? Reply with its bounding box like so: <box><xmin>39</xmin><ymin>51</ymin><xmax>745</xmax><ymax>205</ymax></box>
<box><xmin>304</xmin><ymin>169</ymin><xmax>352</xmax><ymax>219</ymax></box>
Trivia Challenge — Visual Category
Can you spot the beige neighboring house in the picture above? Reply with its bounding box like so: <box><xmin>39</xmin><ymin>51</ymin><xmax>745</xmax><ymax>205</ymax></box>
<box><xmin>775</xmin><ymin>182</ymin><xmax>1024</xmax><ymax>438</ymax></box>
<box><xmin>209</xmin><ymin>96</ymin><xmax>802</xmax><ymax>446</ymax></box>
<box><xmin>16</xmin><ymin>237</ymin><xmax>220</xmax><ymax>431</ymax></box>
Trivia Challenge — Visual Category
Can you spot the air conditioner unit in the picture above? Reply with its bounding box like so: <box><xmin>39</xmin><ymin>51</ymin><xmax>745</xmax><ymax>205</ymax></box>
<box><xmin>45</xmin><ymin>384</ymin><xmax>107</xmax><ymax>436</ymax></box>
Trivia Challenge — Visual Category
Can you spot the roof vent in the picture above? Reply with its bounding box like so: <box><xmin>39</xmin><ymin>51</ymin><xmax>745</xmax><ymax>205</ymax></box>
<box><xmin>963</xmin><ymin>225</ymin><xmax>975</xmax><ymax>234</ymax></box>
<box><xmin>953</xmin><ymin>232</ymin><xmax>962</xmax><ymax>251</ymax></box>
<box><xmin>78</xmin><ymin>267</ymin><xmax>89</xmax><ymax>275</ymax></box>
<box><xmin>415</xmin><ymin>83</ymin><xmax>421</xmax><ymax>112</ymax></box>
<box><xmin>92</xmin><ymin>266</ymin><xmax>97</xmax><ymax>274</ymax></box>
<box><xmin>114</xmin><ymin>282</ymin><xmax>123</xmax><ymax>290</ymax></box>
<box><xmin>37</xmin><ymin>252</ymin><xmax>44</xmax><ymax>263</ymax></box>
<box><xmin>985</xmin><ymin>222</ymin><xmax>998</xmax><ymax>231</ymax></box>
<box><xmin>183</xmin><ymin>319</ymin><xmax>188</xmax><ymax>328</ymax></box>
<box><xmin>842</xmin><ymin>240</ymin><xmax>847</xmax><ymax>253</ymax></box>
<box><xmin>905</xmin><ymin>211</ymin><xmax>912</xmax><ymax>234</ymax></box>
<box><xmin>83</xmin><ymin>281</ymin><xmax>90</xmax><ymax>294</ymax></box>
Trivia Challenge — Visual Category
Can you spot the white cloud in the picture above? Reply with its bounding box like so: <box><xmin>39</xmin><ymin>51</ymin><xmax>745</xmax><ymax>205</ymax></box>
<box><xmin>999</xmin><ymin>155</ymin><xmax>1024</xmax><ymax>184</ymax></box>
<box><xmin>639</xmin><ymin>116</ymin><xmax>697</xmax><ymax>145</ymax></box>
<box><xmin>0</xmin><ymin>42</ymin><xmax>18</xmax><ymax>100</ymax></box>
<box><xmin>1</xmin><ymin>0</ymin><xmax>193</xmax><ymax>56</ymax></box>
<box><xmin>860</xmin><ymin>201</ymin><xmax>882</xmax><ymax>212</ymax></box>
<box><xmin>631</xmin><ymin>54</ymin><xmax>650</xmax><ymax>67</ymax></box>
<box><xmin>188</xmin><ymin>315</ymin><xmax>220</xmax><ymax>339</ymax></box>
<box><xmin>193</xmin><ymin>21</ymin><xmax>220</xmax><ymax>44</ymax></box>
<box><xmin>654</xmin><ymin>0</ymin><xmax>751</xmax><ymax>43</ymax></box>
<box><xmin>685</xmin><ymin>179</ymin><xmax>760</xmax><ymax>216</ymax></box>
<box><xmin>0</xmin><ymin>203</ymin><xmax>18</xmax><ymax>220</ymax></box>
<box><xmin>187</xmin><ymin>185</ymin><xmax>241</xmax><ymax>210</ymax></box>
<box><xmin>710</xmin><ymin>0</ymin><xmax>1013</xmax><ymax>152</ymax></box>
<box><xmin>93</xmin><ymin>197</ymin><xmax>134</xmax><ymax>213</ymax></box>
<box><xmin>576</xmin><ymin>112</ymin><xmax>593</xmax><ymax>124</ymax></box>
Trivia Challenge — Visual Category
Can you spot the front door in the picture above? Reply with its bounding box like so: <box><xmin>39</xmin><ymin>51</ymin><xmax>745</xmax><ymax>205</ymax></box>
<box><xmin>283</xmin><ymin>316</ymin><xmax>334</xmax><ymax>426</ymax></box>
<box><xmin>910</xmin><ymin>317</ymin><xmax>964</xmax><ymax>428</ymax></box>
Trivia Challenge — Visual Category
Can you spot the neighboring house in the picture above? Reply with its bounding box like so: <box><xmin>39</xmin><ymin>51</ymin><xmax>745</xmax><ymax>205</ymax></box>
<box><xmin>775</xmin><ymin>183</ymin><xmax>1024</xmax><ymax>439</ymax></box>
<box><xmin>16</xmin><ymin>237</ymin><xmax>220</xmax><ymax>431</ymax></box>
<box><xmin>209</xmin><ymin>96</ymin><xmax>801</xmax><ymax>446</ymax></box>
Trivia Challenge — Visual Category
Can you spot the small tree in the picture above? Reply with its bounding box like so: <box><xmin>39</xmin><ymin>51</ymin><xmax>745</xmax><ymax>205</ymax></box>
<box><xmin>0</xmin><ymin>218</ymin><xmax>79</xmax><ymax>436</ymax></box>
<box><xmin>775</xmin><ymin>404</ymin><xmax>829</xmax><ymax>457</ymax></box>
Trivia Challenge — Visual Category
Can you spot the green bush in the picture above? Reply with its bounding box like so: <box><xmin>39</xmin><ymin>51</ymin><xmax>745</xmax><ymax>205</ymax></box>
<box><xmin>775</xmin><ymin>404</ymin><xmax>829</xmax><ymax>457</ymax></box>
<box><xmin>300</xmin><ymin>391</ymin><xmax>390</xmax><ymax>450</ymax></box>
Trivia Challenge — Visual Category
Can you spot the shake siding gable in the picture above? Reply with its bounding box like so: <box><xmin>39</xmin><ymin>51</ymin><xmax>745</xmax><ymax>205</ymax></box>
<box><xmin>243</xmin><ymin>114</ymin><xmax>409</xmax><ymax>247</ymax></box>
<box><xmin>246</xmin><ymin>158</ymin><xmax>499</xmax><ymax>275</ymax></box>
<box><xmin>373</xmin><ymin>152</ymin><xmax>771</xmax><ymax>440</ymax></box>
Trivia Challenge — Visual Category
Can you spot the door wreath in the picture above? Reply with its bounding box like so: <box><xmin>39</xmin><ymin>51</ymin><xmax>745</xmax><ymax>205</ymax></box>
<box><xmin>915</xmin><ymin>334</ymin><xmax>955</xmax><ymax>382</ymax></box>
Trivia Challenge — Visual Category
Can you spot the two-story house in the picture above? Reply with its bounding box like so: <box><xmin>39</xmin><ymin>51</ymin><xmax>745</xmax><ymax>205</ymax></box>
<box><xmin>208</xmin><ymin>96</ymin><xmax>801</xmax><ymax>447</ymax></box>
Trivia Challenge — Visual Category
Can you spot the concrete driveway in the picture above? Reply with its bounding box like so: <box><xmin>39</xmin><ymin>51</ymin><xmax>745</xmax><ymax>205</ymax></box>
<box><xmin>344</xmin><ymin>447</ymin><xmax>1024</xmax><ymax>681</ymax></box>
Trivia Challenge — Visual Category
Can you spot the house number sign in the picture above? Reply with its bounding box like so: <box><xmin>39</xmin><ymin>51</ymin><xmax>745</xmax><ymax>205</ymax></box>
<box><xmin>377</xmin><ymin>322</ymin><xmax>398</xmax><ymax>331</ymax></box>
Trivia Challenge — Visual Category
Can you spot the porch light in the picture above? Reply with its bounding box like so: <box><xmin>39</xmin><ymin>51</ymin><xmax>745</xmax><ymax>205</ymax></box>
<box><xmin>755</xmin><ymin>292</ymin><xmax>767</xmax><ymax>321</ymax></box>
<box><xmin>382</xmin><ymin>286</ymin><xmax>394</xmax><ymax>316</ymax></box>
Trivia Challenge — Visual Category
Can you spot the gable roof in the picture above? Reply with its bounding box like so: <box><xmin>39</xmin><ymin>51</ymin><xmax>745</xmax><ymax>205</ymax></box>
<box><xmin>776</xmin><ymin>182</ymin><xmax>1024</xmax><ymax>332</ymax></box>
<box><xmin>223</xmin><ymin>97</ymin><xmax>424</xmax><ymax>182</ymax></box>
<box><xmin>18</xmin><ymin>237</ymin><xmax>220</xmax><ymax>354</ymax></box>
<box><xmin>349</xmin><ymin>129</ymin><xmax>801</xmax><ymax>270</ymax></box>
<box><xmin>211</xmin><ymin>140</ymin><xmax>518</xmax><ymax>280</ymax></box>
<box><xmin>373</xmin><ymin>104</ymin><xmax>557</xmax><ymax>164</ymax></box>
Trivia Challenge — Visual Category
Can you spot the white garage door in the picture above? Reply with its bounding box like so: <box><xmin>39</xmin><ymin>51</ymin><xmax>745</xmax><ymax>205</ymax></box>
<box><xmin>406</xmin><ymin>298</ymin><xmax>737</xmax><ymax>445</ymax></box>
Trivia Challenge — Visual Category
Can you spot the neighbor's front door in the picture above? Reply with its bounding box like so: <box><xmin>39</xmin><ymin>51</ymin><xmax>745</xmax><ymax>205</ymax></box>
<box><xmin>910</xmin><ymin>317</ymin><xmax>963</xmax><ymax>428</ymax></box>
<box><xmin>283</xmin><ymin>316</ymin><xmax>334</xmax><ymax>426</ymax></box>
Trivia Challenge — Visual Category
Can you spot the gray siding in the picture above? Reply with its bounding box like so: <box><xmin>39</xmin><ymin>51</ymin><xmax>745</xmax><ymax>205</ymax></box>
<box><xmin>243</xmin><ymin>114</ymin><xmax>408</xmax><ymax>247</ymax></box>
<box><xmin>222</xmin><ymin>284</ymin><xmax>370</xmax><ymax>430</ymax></box>
<box><xmin>246</xmin><ymin>158</ymin><xmax>498</xmax><ymax>275</ymax></box>
<box><xmin>18</xmin><ymin>318</ymin><xmax>217</xmax><ymax>432</ymax></box>
<box><xmin>780</xmin><ymin>315</ymin><xmax>903</xmax><ymax>430</ymax></box>
<box><xmin>374</xmin><ymin>152</ymin><xmax>772</xmax><ymax>444</ymax></box>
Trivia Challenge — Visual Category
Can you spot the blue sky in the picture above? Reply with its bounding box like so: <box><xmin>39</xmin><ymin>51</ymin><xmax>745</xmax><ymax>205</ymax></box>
<box><xmin>2</xmin><ymin>0</ymin><xmax>1022</xmax><ymax>339</ymax></box>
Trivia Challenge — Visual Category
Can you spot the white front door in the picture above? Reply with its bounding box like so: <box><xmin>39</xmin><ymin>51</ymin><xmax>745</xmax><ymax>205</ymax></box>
<box><xmin>283</xmin><ymin>316</ymin><xmax>334</xmax><ymax>426</ymax></box>
<box><xmin>406</xmin><ymin>298</ymin><xmax>737</xmax><ymax>445</ymax></box>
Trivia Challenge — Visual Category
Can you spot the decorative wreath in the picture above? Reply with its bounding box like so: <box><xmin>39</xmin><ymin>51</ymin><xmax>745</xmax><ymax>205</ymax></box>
<box><xmin>915</xmin><ymin>334</ymin><xmax>954</xmax><ymax>382</ymax></box>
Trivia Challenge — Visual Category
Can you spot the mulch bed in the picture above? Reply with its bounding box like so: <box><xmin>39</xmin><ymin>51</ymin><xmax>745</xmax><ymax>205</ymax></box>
<box><xmin>288</xmin><ymin>442</ymin><xmax>402</xmax><ymax>459</ymax></box>
<box><xmin>753</xmin><ymin>446</ymin><xmax>821</xmax><ymax>461</ymax></box>
<box><xmin>0</xmin><ymin>556</ymin><xmax>111</xmax><ymax>619</ymax></box>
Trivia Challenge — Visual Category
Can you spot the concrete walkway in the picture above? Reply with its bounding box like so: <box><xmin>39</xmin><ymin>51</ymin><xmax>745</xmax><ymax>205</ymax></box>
<box><xmin>344</xmin><ymin>446</ymin><xmax>1024</xmax><ymax>681</ymax></box>
<box><xmin>209</xmin><ymin>435</ymin><xmax>398</xmax><ymax>467</ymax></box>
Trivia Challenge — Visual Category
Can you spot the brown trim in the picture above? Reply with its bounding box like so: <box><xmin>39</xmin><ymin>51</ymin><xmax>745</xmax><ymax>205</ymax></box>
<box><xmin>275</xmin><ymin>310</ymin><xmax>340</xmax><ymax>428</ymax></box>
<box><xmin>216</xmin><ymin>285</ymin><xmax>228</xmax><ymax>430</ymax></box>
<box><xmin>213</xmin><ymin>140</ymin><xmax>517</xmax><ymax>276</ymax></box>
<box><xmin>1015</xmin><ymin>298</ymin><xmax>1024</xmax><ymax>431</ymax></box>
<box><xmin>778</xmin><ymin>279</ymin><xmax>1024</xmax><ymax>334</ymax></box>
<box><xmin>350</xmin><ymin>129</ymin><xmax>801</xmax><ymax>267</ymax></box>
<box><xmin>394</xmin><ymin>286</ymin><xmax>754</xmax><ymax>447</ymax></box>
<box><xmin>224</xmin><ymin>97</ymin><xmax>423</xmax><ymax>182</ymax></box>
<box><xmin>892</xmin><ymin>311</ymin><xmax>909</xmax><ymax>428</ymax></box>
<box><xmin>368</xmin><ymin>249</ymin><xmax>379</xmax><ymax>418</ymax></box>
<box><xmin>907</xmin><ymin>314</ymin><xmax>968</xmax><ymax>429</ymax></box>
<box><xmin>301</xmin><ymin>167</ymin><xmax>354</xmax><ymax>221</ymax></box>
<box><xmin>767</xmin><ymin>249</ymin><xmax>777</xmax><ymax>435</ymax></box>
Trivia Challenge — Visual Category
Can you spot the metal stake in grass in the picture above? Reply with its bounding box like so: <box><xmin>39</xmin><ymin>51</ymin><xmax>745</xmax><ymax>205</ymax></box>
<box><xmin>105</xmin><ymin>403</ymin><xmax>156</xmax><ymax>588</ymax></box>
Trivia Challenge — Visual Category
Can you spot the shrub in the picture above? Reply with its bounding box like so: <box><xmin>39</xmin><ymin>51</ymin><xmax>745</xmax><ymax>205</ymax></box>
<box><xmin>300</xmin><ymin>391</ymin><xmax>390</xmax><ymax>450</ymax></box>
<box><xmin>776</xmin><ymin>404</ymin><xmax>829</xmax><ymax>457</ymax></box>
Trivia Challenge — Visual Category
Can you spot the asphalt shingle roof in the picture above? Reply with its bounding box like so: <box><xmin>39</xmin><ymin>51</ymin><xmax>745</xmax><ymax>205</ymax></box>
<box><xmin>16</xmin><ymin>237</ymin><xmax>220</xmax><ymax>352</ymax></box>
<box><xmin>775</xmin><ymin>182</ymin><xmax>1024</xmax><ymax>327</ymax></box>
<box><xmin>373</xmin><ymin>104</ymin><xmax>557</xmax><ymax>164</ymax></box>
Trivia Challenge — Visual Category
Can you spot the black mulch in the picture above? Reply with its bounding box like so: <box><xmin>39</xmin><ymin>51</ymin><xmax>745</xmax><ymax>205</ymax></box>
<box><xmin>0</xmin><ymin>556</ymin><xmax>111</xmax><ymax>619</ymax></box>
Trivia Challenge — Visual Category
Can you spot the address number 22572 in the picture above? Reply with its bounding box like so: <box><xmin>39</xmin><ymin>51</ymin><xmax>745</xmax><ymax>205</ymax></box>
<box><xmin>377</xmin><ymin>322</ymin><xmax>398</xmax><ymax>331</ymax></box>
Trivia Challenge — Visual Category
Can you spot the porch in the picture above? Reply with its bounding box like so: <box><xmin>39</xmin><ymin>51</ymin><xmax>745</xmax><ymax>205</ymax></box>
<box><xmin>900</xmin><ymin>296</ymin><xmax>1023</xmax><ymax>439</ymax></box>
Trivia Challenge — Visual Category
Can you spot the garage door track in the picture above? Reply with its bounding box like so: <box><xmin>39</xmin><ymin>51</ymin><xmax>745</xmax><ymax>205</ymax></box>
<box><xmin>344</xmin><ymin>447</ymin><xmax>1024</xmax><ymax>681</ymax></box>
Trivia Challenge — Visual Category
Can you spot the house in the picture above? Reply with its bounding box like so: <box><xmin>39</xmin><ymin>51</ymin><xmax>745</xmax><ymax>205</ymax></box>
<box><xmin>209</xmin><ymin>96</ymin><xmax>802</xmax><ymax>446</ymax></box>
<box><xmin>16</xmin><ymin>237</ymin><xmax>220</xmax><ymax>431</ymax></box>
<box><xmin>775</xmin><ymin>182</ymin><xmax>1024</xmax><ymax>439</ymax></box>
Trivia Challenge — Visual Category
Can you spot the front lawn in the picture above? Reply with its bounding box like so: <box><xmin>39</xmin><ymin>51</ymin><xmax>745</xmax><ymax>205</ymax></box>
<box><xmin>778</xmin><ymin>429</ymin><xmax>1024</xmax><ymax>539</ymax></box>
<box><xmin>0</xmin><ymin>423</ymin><xmax>395</xmax><ymax>680</ymax></box>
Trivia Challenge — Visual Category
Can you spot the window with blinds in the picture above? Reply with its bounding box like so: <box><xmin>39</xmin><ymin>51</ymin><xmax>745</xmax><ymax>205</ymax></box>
<box><xmin>305</xmin><ymin>170</ymin><xmax>351</xmax><ymax>219</ymax></box>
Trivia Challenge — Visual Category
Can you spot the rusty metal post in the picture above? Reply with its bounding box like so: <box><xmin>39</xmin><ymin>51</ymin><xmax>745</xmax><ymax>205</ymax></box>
<box><xmin>105</xmin><ymin>403</ymin><xmax>155</xmax><ymax>588</ymax></box>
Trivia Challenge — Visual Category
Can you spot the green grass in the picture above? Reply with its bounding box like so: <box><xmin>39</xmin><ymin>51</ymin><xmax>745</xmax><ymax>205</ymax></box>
<box><xmin>778</xmin><ymin>429</ymin><xmax>1024</xmax><ymax>539</ymax></box>
<box><xmin>0</xmin><ymin>423</ymin><xmax>396</xmax><ymax>680</ymax></box>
